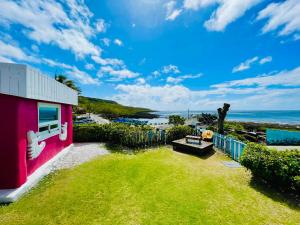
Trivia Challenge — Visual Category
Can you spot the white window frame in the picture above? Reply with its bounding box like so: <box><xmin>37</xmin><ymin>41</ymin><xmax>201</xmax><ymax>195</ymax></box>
<box><xmin>38</xmin><ymin>102</ymin><xmax>61</xmax><ymax>141</ymax></box>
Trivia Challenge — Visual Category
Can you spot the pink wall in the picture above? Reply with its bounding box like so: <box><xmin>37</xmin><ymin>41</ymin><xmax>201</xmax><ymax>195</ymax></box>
<box><xmin>0</xmin><ymin>94</ymin><xmax>73</xmax><ymax>189</ymax></box>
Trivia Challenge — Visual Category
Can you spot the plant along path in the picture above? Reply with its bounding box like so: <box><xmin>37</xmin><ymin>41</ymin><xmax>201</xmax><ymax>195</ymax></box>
<box><xmin>0</xmin><ymin>148</ymin><xmax>299</xmax><ymax>225</ymax></box>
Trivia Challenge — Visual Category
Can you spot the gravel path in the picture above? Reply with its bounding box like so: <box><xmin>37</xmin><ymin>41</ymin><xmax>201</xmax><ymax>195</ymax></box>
<box><xmin>52</xmin><ymin>143</ymin><xmax>110</xmax><ymax>170</ymax></box>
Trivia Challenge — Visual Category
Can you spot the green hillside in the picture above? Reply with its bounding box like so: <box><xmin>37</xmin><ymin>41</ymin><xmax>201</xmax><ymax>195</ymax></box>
<box><xmin>75</xmin><ymin>96</ymin><xmax>157</xmax><ymax>119</ymax></box>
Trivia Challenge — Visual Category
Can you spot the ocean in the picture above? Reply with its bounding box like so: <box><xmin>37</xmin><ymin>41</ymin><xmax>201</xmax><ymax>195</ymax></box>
<box><xmin>156</xmin><ymin>110</ymin><xmax>300</xmax><ymax>125</ymax></box>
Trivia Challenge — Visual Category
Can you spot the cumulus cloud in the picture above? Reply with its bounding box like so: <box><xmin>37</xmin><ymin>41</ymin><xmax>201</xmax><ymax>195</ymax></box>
<box><xmin>183</xmin><ymin>0</ymin><xmax>262</xmax><ymax>31</ymax></box>
<box><xmin>98</xmin><ymin>66</ymin><xmax>139</xmax><ymax>81</ymax></box>
<box><xmin>162</xmin><ymin>64</ymin><xmax>181</xmax><ymax>74</ymax></box>
<box><xmin>114</xmin><ymin>39</ymin><xmax>123</xmax><ymax>46</ymax></box>
<box><xmin>232</xmin><ymin>56</ymin><xmax>259</xmax><ymax>73</ymax></box>
<box><xmin>152</xmin><ymin>71</ymin><xmax>161</xmax><ymax>77</ymax></box>
<box><xmin>43</xmin><ymin>58</ymin><xmax>100</xmax><ymax>85</ymax></box>
<box><xmin>95</xmin><ymin>19</ymin><xmax>108</xmax><ymax>33</ymax></box>
<box><xmin>232</xmin><ymin>56</ymin><xmax>272</xmax><ymax>73</ymax></box>
<box><xmin>0</xmin><ymin>0</ymin><xmax>101</xmax><ymax>58</ymax></box>
<box><xmin>113</xmin><ymin>66</ymin><xmax>300</xmax><ymax>110</ymax></box>
<box><xmin>101</xmin><ymin>38</ymin><xmax>111</xmax><ymax>47</ymax></box>
<box><xmin>257</xmin><ymin>0</ymin><xmax>300</xmax><ymax>37</ymax></box>
<box><xmin>167</xmin><ymin>73</ymin><xmax>203</xmax><ymax>84</ymax></box>
<box><xmin>136</xmin><ymin>78</ymin><xmax>146</xmax><ymax>85</ymax></box>
<box><xmin>259</xmin><ymin>56</ymin><xmax>272</xmax><ymax>65</ymax></box>
<box><xmin>165</xmin><ymin>1</ymin><xmax>182</xmax><ymax>21</ymax></box>
<box><xmin>0</xmin><ymin>40</ymin><xmax>39</xmax><ymax>63</ymax></box>
<box><xmin>214</xmin><ymin>66</ymin><xmax>300</xmax><ymax>88</ymax></box>
<box><xmin>92</xmin><ymin>55</ymin><xmax>124</xmax><ymax>67</ymax></box>
<box><xmin>85</xmin><ymin>63</ymin><xmax>95</xmax><ymax>70</ymax></box>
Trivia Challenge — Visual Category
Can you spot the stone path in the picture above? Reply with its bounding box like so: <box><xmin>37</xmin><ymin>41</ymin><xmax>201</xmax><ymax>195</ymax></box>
<box><xmin>52</xmin><ymin>143</ymin><xmax>110</xmax><ymax>170</ymax></box>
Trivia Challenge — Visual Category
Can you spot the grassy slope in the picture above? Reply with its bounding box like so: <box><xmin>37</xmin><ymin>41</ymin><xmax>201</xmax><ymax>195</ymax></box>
<box><xmin>0</xmin><ymin>148</ymin><xmax>299</xmax><ymax>225</ymax></box>
<box><xmin>78</xmin><ymin>96</ymin><xmax>157</xmax><ymax>119</ymax></box>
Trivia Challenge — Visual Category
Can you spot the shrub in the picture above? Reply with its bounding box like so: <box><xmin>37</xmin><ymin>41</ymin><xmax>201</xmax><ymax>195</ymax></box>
<box><xmin>166</xmin><ymin>125</ymin><xmax>194</xmax><ymax>144</ymax></box>
<box><xmin>74</xmin><ymin>123</ymin><xmax>194</xmax><ymax>148</ymax></box>
<box><xmin>240</xmin><ymin>143</ymin><xmax>300</xmax><ymax>192</ymax></box>
<box><xmin>74</xmin><ymin>123</ymin><xmax>166</xmax><ymax>148</ymax></box>
<box><xmin>168</xmin><ymin>115</ymin><xmax>185</xmax><ymax>126</ymax></box>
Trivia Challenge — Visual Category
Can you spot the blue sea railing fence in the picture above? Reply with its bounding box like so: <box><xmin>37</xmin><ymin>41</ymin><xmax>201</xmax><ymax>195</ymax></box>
<box><xmin>213</xmin><ymin>133</ymin><xmax>246</xmax><ymax>162</ymax></box>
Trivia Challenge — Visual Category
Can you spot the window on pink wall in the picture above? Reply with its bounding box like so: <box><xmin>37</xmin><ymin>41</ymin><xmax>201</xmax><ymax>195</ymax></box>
<box><xmin>38</xmin><ymin>102</ymin><xmax>61</xmax><ymax>141</ymax></box>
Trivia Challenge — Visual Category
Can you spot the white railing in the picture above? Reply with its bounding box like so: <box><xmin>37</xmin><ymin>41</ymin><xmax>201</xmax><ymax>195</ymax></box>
<box><xmin>213</xmin><ymin>133</ymin><xmax>246</xmax><ymax>161</ymax></box>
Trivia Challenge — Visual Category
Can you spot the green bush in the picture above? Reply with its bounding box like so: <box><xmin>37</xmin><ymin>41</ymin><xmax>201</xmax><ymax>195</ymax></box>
<box><xmin>240</xmin><ymin>143</ymin><xmax>300</xmax><ymax>192</ymax></box>
<box><xmin>166</xmin><ymin>125</ymin><xmax>194</xmax><ymax>144</ymax></box>
<box><xmin>168</xmin><ymin>115</ymin><xmax>185</xmax><ymax>126</ymax></box>
<box><xmin>74</xmin><ymin>123</ymin><xmax>166</xmax><ymax>148</ymax></box>
<box><xmin>74</xmin><ymin>123</ymin><xmax>194</xmax><ymax>148</ymax></box>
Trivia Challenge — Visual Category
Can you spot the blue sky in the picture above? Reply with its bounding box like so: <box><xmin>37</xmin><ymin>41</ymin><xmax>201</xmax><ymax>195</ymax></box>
<box><xmin>0</xmin><ymin>0</ymin><xmax>300</xmax><ymax>110</ymax></box>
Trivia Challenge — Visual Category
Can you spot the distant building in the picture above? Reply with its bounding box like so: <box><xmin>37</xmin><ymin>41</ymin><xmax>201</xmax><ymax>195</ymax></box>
<box><xmin>0</xmin><ymin>63</ymin><xmax>78</xmax><ymax>202</ymax></box>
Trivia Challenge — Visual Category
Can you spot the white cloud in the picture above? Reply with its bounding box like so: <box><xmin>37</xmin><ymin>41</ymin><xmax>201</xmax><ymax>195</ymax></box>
<box><xmin>232</xmin><ymin>56</ymin><xmax>273</xmax><ymax>73</ymax></box>
<box><xmin>204</xmin><ymin>0</ymin><xmax>262</xmax><ymax>31</ymax></box>
<box><xmin>0</xmin><ymin>0</ymin><xmax>101</xmax><ymax>58</ymax></box>
<box><xmin>85</xmin><ymin>63</ymin><xmax>94</xmax><ymax>70</ymax></box>
<box><xmin>136</xmin><ymin>78</ymin><xmax>146</xmax><ymax>85</ymax></box>
<box><xmin>183</xmin><ymin>0</ymin><xmax>262</xmax><ymax>31</ymax></box>
<box><xmin>95</xmin><ymin>19</ymin><xmax>108</xmax><ymax>33</ymax></box>
<box><xmin>232</xmin><ymin>56</ymin><xmax>259</xmax><ymax>73</ymax></box>
<box><xmin>98</xmin><ymin>66</ymin><xmax>139</xmax><ymax>81</ymax></box>
<box><xmin>259</xmin><ymin>56</ymin><xmax>272</xmax><ymax>65</ymax></box>
<box><xmin>66</xmin><ymin>67</ymin><xmax>100</xmax><ymax>85</ymax></box>
<box><xmin>152</xmin><ymin>70</ymin><xmax>161</xmax><ymax>77</ymax></box>
<box><xmin>0</xmin><ymin>40</ymin><xmax>39</xmax><ymax>63</ymax></box>
<box><xmin>214</xmin><ymin>67</ymin><xmax>300</xmax><ymax>88</ymax></box>
<box><xmin>257</xmin><ymin>0</ymin><xmax>300</xmax><ymax>37</ymax></box>
<box><xmin>43</xmin><ymin>58</ymin><xmax>100</xmax><ymax>85</ymax></box>
<box><xmin>294</xmin><ymin>34</ymin><xmax>300</xmax><ymax>41</ymax></box>
<box><xmin>114</xmin><ymin>39</ymin><xmax>123</xmax><ymax>46</ymax></box>
<box><xmin>101</xmin><ymin>38</ymin><xmax>111</xmax><ymax>47</ymax></box>
<box><xmin>31</xmin><ymin>44</ymin><xmax>39</xmax><ymax>53</ymax></box>
<box><xmin>165</xmin><ymin>1</ymin><xmax>182</xmax><ymax>21</ymax></box>
<box><xmin>162</xmin><ymin>64</ymin><xmax>180</xmax><ymax>74</ymax></box>
<box><xmin>167</xmin><ymin>73</ymin><xmax>203</xmax><ymax>83</ymax></box>
<box><xmin>113</xmin><ymin>66</ymin><xmax>300</xmax><ymax>110</ymax></box>
<box><xmin>92</xmin><ymin>55</ymin><xmax>124</xmax><ymax>67</ymax></box>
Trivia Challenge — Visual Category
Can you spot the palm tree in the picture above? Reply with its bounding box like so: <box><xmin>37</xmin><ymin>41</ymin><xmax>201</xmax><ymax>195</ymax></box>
<box><xmin>55</xmin><ymin>74</ymin><xmax>82</xmax><ymax>95</ymax></box>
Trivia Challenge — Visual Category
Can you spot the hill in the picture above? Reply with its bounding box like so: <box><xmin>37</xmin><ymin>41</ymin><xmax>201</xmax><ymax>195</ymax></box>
<box><xmin>75</xmin><ymin>96</ymin><xmax>158</xmax><ymax>119</ymax></box>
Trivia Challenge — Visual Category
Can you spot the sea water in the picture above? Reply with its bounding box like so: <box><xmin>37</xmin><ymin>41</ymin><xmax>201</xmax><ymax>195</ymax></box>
<box><xmin>157</xmin><ymin>110</ymin><xmax>300</xmax><ymax>125</ymax></box>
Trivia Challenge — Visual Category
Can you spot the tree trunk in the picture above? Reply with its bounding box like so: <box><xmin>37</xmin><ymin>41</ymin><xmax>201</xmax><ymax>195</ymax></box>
<box><xmin>217</xmin><ymin>103</ymin><xmax>230</xmax><ymax>134</ymax></box>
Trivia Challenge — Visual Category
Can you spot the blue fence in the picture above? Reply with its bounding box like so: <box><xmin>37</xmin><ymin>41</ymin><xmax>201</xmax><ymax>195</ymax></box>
<box><xmin>213</xmin><ymin>133</ymin><xmax>246</xmax><ymax>161</ymax></box>
<box><xmin>266</xmin><ymin>129</ymin><xmax>300</xmax><ymax>146</ymax></box>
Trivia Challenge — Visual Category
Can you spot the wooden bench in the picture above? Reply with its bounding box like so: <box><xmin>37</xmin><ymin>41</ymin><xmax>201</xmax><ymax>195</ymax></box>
<box><xmin>185</xmin><ymin>135</ymin><xmax>202</xmax><ymax>145</ymax></box>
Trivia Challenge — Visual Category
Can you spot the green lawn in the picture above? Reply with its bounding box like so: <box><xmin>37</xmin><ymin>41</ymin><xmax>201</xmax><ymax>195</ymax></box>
<box><xmin>0</xmin><ymin>148</ymin><xmax>299</xmax><ymax>225</ymax></box>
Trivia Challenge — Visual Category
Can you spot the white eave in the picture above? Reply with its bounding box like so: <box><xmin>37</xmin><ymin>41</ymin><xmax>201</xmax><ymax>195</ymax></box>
<box><xmin>0</xmin><ymin>63</ymin><xmax>78</xmax><ymax>105</ymax></box>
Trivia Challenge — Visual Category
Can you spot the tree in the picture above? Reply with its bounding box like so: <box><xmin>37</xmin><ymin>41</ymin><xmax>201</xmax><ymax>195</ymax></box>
<box><xmin>55</xmin><ymin>74</ymin><xmax>82</xmax><ymax>95</ymax></box>
<box><xmin>197</xmin><ymin>113</ymin><xmax>217</xmax><ymax>125</ymax></box>
<box><xmin>86</xmin><ymin>103</ymin><xmax>93</xmax><ymax>118</ymax></box>
<box><xmin>168</xmin><ymin>115</ymin><xmax>185</xmax><ymax>126</ymax></box>
<box><xmin>217</xmin><ymin>103</ymin><xmax>230</xmax><ymax>134</ymax></box>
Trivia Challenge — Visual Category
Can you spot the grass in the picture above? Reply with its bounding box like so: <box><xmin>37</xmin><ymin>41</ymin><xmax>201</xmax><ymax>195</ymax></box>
<box><xmin>0</xmin><ymin>148</ymin><xmax>299</xmax><ymax>225</ymax></box>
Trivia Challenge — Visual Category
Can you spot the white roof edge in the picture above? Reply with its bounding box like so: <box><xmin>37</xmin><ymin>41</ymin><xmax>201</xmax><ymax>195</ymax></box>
<box><xmin>0</xmin><ymin>62</ymin><xmax>78</xmax><ymax>105</ymax></box>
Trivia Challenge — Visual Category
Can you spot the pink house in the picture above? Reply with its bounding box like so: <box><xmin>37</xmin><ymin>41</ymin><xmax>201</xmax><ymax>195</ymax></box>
<box><xmin>0</xmin><ymin>63</ymin><xmax>78</xmax><ymax>202</ymax></box>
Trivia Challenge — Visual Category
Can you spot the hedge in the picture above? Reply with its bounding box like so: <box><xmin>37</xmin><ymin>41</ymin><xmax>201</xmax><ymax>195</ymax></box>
<box><xmin>73</xmin><ymin>123</ymin><xmax>194</xmax><ymax>148</ymax></box>
<box><xmin>166</xmin><ymin>125</ymin><xmax>194</xmax><ymax>144</ymax></box>
<box><xmin>240</xmin><ymin>143</ymin><xmax>300</xmax><ymax>192</ymax></box>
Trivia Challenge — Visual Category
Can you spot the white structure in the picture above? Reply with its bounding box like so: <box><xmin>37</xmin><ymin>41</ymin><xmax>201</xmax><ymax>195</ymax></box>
<box><xmin>0</xmin><ymin>63</ymin><xmax>78</xmax><ymax>105</ymax></box>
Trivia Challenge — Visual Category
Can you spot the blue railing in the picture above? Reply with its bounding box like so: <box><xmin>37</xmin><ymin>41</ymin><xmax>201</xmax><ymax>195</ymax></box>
<box><xmin>213</xmin><ymin>133</ymin><xmax>246</xmax><ymax>161</ymax></box>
